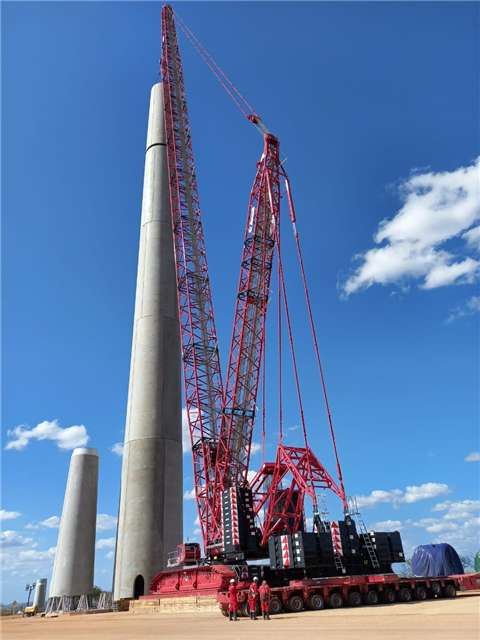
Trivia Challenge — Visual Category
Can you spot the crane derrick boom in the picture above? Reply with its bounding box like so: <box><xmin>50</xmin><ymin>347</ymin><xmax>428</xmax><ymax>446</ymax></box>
<box><xmin>161</xmin><ymin>5</ymin><xmax>224</xmax><ymax>546</ymax></box>
<box><xmin>215</xmin><ymin>135</ymin><xmax>281</xmax><ymax>495</ymax></box>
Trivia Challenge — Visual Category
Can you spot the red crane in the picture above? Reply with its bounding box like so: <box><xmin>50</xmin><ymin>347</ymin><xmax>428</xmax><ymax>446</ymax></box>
<box><xmin>161</xmin><ymin>4</ymin><xmax>346</xmax><ymax>556</ymax></box>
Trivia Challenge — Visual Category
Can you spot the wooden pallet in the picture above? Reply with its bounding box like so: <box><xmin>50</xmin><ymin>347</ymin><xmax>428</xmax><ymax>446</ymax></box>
<box><xmin>130</xmin><ymin>595</ymin><xmax>218</xmax><ymax>614</ymax></box>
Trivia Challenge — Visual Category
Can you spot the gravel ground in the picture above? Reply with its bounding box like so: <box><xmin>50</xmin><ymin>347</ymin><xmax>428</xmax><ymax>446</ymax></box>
<box><xmin>2</xmin><ymin>591</ymin><xmax>479</xmax><ymax>640</ymax></box>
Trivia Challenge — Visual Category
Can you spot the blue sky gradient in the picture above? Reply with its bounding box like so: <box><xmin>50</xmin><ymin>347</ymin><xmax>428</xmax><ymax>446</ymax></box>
<box><xmin>2</xmin><ymin>1</ymin><xmax>479</xmax><ymax>603</ymax></box>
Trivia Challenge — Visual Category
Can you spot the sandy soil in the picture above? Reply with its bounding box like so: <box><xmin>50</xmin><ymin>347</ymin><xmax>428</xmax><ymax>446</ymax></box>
<box><xmin>2</xmin><ymin>592</ymin><xmax>479</xmax><ymax>640</ymax></box>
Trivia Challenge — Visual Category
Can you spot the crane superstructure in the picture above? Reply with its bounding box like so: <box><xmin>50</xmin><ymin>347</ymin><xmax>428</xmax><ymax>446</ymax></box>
<box><xmin>161</xmin><ymin>4</ymin><xmax>347</xmax><ymax>558</ymax></box>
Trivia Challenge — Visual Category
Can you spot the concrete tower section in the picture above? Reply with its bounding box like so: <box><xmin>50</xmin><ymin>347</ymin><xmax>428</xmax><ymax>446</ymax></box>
<box><xmin>49</xmin><ymin>448</ymin><xmax>99</xmax><ymax>598</ymax></box>
<box><xmin>113</xmin><ymin>83</ymin><xmax>183</xmax><ymax>601</ymax></box>
<box><xmin>33</xmin><ymin>579</ymin><xmax>47</xmax><ymax>612</ymax></box>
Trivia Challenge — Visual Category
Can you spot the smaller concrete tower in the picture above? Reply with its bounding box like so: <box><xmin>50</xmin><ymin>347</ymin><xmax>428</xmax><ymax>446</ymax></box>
<box><xmin>49</xmin><ymin>448</ymin><xmax>99</xmax><ymax>602</ymax></box>
<box><xmin>33</xmin><ymin>579</ymin><xmax>47</xmax><ymax>612</ymax></box>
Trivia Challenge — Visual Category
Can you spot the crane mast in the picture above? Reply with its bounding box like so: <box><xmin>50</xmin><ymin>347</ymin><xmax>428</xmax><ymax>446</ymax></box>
<box><xmin>161</xmin><ymin>5</ymin><xmax>224</xmax><ymax>546</ymax></box>
<box><xmin>161</xmin><ymin>4</ymin><xmax>347</xmax><ymax>557</ymax></box>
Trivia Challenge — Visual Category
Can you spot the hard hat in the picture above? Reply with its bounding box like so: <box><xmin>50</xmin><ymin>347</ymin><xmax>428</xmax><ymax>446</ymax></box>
<box><xmin>253</xmin><ymin>577</ymin><xmax>259</xmax><ymax>581</ymax></box>
<box><xmin>230</xmin><ymin>578</ymin><xmax>235</xmax><ymax>583</ymax></box>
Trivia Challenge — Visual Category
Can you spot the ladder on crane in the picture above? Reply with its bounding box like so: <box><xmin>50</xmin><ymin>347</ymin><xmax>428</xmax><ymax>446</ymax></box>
<box><xmin>314</xmin><ymin>494</ymin><xmax>345</xmax><ymax>572</ymax></box>
<box><xmin>346</xmin><ymin>496</ymin><xmax>380</xmax><ymax>570</ymax></box>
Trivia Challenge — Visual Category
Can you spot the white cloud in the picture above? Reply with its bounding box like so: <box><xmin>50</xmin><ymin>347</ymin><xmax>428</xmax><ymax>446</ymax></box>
<box><xmin>193</xmin><ymin>528</ymin><xmax>201</xmax><ymax>535</ymax></box>
<box><xmin>184</xmin><ymin>488</ymin><xmax>196</xmax><ymax>500</ymax></box>
<box><xmin>194</xmin><ymin>515</ymin><xmax>200</xmax><ymax>527</ymax></box>
<box><xmin>182</xmin><ymin>408</ymin><xmax>192</xmax><ymax>454</ymax></box>
<box><xmin>250</xmin><ymin>442</ymin><xmax>262</xmax><ymax>455</ymax></box>
<box><xmin>5</xmin><ymin>419</ymin><xmax>89</xmax><ymax>451</ymax></box>
<box><xmin>111</xmin><ymin>442</ymin><xmax>124</xmax><ymax>456</ymax></box>
<box><xmin>463</xmin><ymin>225</ymin><xmax>480</xmax><ymax>249</ymax></box>
<box><xmin>288</xmin><ymin>425</ymin><xmax>299</xmax><ymax>432</ymax></box>
<box><xmin>369</xmin><ymin>519</ymin><xmax>405</xmax><ymax>531</ymax></box>
<box><xmin>356</xmin><ymin>483</ymin><xmax>450</xmax><ymax>509</ymax></box>
<box><xmin>341</xmin><ymin>158</ymin><xmax>480</xmax><ymax>296</ymax></box>
<box><xmin>105</xmin><ymin>551</ymin><xmax>114</xmax><ymax>559</ymax></box>
<box><xmin>1</xmin><ymin>543</ymin><xmax>56</xmax><ymax>577</ymax></box>
<box><xmin>356</xmin><ymin>489</ymin><xmax>403</xmax><ymax>508</ymax></box>
<box><xmin>247</xmin><ymin>469</ymin><xmax>257</xmax><ymax>484</ymax></box>
<box><xmin>96</xmin><ymin>514</ymin><xmax>117</xmax><ymax>532</ymax></box>
<box><xmin>95</xmin><ymin>537</ymin><xmax>116</xmax><ymax>549</ymax></box>
<box><xmin>403</xmin><ymin>483</ymin><xmax>450</xmax><ymax>504</ymax></box>
<box><xmin>430</xmin><ymin>499</ymin><xmax>480</xmax><ymax>521</ymax></box>
<box><xmin>465</xmin><ymin>451</ymin><xmax>480</xmax><ymax>462</ymax></box>
<box><xmin>444</xmin><ymin>296</ymin><xmax>480</xmax><ymax>324</ymax></box>
<box><xmin>39</xmin><ymin>515</ymin><xmax>61</xmax><ymax>529</ymax></box>
<box><xmin>0</xmin><ymin>510</ymin><xmax>22</xmax><ymax>521</ymax></box>
<box><xmin>0</xmin><ymin>531</ymin><xmax>35</xmax><ymax>548</ymax></box>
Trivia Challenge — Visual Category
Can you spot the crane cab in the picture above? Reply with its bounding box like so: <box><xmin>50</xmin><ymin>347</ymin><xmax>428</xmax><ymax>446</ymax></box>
<box><xmin>167</xmin><ymin>542</ymin><xmax>201</xmax><ymax>568</ymax></box>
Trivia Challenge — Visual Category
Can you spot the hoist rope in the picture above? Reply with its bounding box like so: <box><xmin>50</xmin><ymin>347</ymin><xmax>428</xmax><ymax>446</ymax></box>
<box><xmin>173</xmin><ymin>9</ymin><xmax>259</xmax><ymax>120</ymax></box>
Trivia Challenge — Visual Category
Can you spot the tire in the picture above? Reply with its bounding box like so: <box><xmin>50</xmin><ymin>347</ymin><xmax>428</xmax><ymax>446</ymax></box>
<box><xmin>269</xmin><ymin>597</ymin><xmax>282</xmax><ymax>615</ymax></box>
<box><xmin>241</xmin><ymin>601</ymin><xmax>250</xmax><ymax>617</ymax></box>
<box><xmin>383</xmin><ymin>589</ymin><xmax>396</xmax><ymax>604</ymax></box>
<box><xmin>288</xmin><ymin>595</ymin><xmax>304</xmax><ymax>613</ymax></box>
<box><xmin>398</xmin><ymin>588</ymin><xmax>412</xmax><ymax>603</ymax></box>
<box><xmin>430</xmin><ymin>582</ymin><xmax>442</xmax><ymax>597</ymax></box>
<box><xmin>328</xmin><ymin>593</ymin><xmax>344</xmax><ymax>609</ymax></box>
<box><xmin>307</xmin><ymin>593</ymin><xmax>325</xmax><ymax>611</ymax></box>
<box><xmin>221</xmin><ymin>608</ymin><xmax>229</xmax><ymax>617</ymax></box>
<box><xmin>365</xmin><ymin>590</ymin><xmax>380</xmax><ymax>606</ymax></box>
<box><xmin>347</xmin><ymin>591</ymin><xmax>362</xmax><ymax>607</ymax></box>
<box><xmin>442</xmin><ymin>584</ymin><xmax>456</xmax><ymax>598</ymax></box>
<box><xmin>414</xmin><ymin>586</ymin><xmax>428</xmax><ymax>601</ymax></box>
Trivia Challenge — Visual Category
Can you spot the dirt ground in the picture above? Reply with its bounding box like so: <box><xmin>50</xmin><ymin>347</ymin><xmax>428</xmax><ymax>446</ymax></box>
<box><xmin>2</xmin><ymin>592</ymin><xmax>479</xmax><ymax>640</ymax></box>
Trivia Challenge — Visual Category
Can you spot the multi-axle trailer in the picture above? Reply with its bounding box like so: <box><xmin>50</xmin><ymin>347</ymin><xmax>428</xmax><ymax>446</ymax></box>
<box><xmin>217</xmin><ymin>572</ymin><xmax>479</xmax><ymax>617</ymax></box>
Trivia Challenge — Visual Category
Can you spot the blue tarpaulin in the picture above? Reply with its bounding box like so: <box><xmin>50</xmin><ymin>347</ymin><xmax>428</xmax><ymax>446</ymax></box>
<box><xmin>411</xmin><ymin>543</ymin><xmax>464</xmax><ymax>577</ymax></box>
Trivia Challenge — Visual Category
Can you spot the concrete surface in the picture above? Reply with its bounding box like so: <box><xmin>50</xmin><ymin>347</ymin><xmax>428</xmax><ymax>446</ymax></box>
<box><xmin>113</xmin><ymin>82</ymin><xmax>183</xmax><ymax>601</ymax></box>
<box><xmin>49</xmin><ymin>448</ymin><xmax>99</xmax><ymax>597</ymax></box>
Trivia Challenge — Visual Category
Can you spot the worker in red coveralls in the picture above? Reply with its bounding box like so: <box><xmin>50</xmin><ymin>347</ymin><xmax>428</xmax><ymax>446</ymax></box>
<box><xmin>248</xmin><ymin>576</ymin><xmax>259</xmax><ymax>620</ymax></box>
<box><xmin>228</xmin><ymin>578</ymin><xmax>238</xmax><ymax>621</ymax></box>
<box><xmin>259</xmin><ymin>579</ymin><xmax>271</xmax><ymax>620</ymax></box>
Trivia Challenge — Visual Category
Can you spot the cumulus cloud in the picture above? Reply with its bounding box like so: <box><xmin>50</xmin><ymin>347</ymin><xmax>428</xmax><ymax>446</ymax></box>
<box><xmin>250</xmin><ymin>442</ymin><xmax>262</xmax><ymax>455</ymax></box>
<box><xmin>0</xmin><ymin>531</ymin><xmax>35</xmax><ymax>549</ymax></box>
<box><xmin>341</xmin><ymin>158</ymin><xmax>480</xmax><ymax>296</ymax></box>
<box><xmin>430</xmin><ymin>499</ymin><xmax>480</xmax><ymax>520</ymax></box>
<box><xmin>5</xmin><ymin>419</ymin><xmax>89</xmax><ymax>451</ymax></box>
<box><xmin>0</xmin><ymin>510</ymin><xmax>22</xmax><ymax>521</ymax></box>
<box><xmin>369</xmin><ymin>519</ymin><xmax>405</xmax><ymax>531</ymax></box>
<box><xmin>39</xmin><ymin>516</ymin><xmax>61</xmax><ymax>529</ymax></box>
<box><xmin>1</xmin><ymin>543</ymin><xmax>56</xmax><ymax>577</ymax></box>
<box><xmin>95</xmin><ymin>537</ymin><xmax>116</xmax><ymax>549</ymax></box>
<box><xmin>247</xmin><ymin>469</ymin><xmax>257</xmax><ymax>484</ymax></box>
<box><xmin>105</xmin><ymin>551</ymin><xmax>114</xmax><ymax>559</ymax></box>
<box><xmin>96</xmin><ymin>514</ymin><xmax>117</xmax><ymax>532</ymax></box>
<box><xmin>183</xmin><ymin>488</ymin><xmax>196</xmax><ymax>500</ymax></box>
<box><xmin>194</xmin><ymin>515</ymin><xmax>200</xmax><ymax>527</ymax></box>
<box><xmin>356</xmin><ymin>483</ymin><xmax>450</xmax><ymax>509</ymax></box>
<box><xmin>193</xmin><ymin>528</ymin><xmax>201</xmax><ymax>536</ymax></box>
<box><xmin>445</xmin><ymin>296</ymin><xmax>480</xmax><ymax>324</ymax></box>
<box><xmin>111</xmin><ymin>442</ymin><xmax>124</xmax><ymax>456</ymax></box>
<box><xmin>464</xmin><ymin>451</ymin><xmax>480</xmax><ymax>462</ymax></box>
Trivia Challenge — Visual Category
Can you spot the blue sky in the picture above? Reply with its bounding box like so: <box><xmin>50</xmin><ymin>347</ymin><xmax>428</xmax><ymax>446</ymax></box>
<box><xmin>1</xmin><ymin>1</ymin><xmax>479</xmax><ymax>604</ymax></box>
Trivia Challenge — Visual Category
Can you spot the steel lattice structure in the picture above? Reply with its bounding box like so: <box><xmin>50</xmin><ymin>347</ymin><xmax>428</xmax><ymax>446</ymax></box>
<box><xmin>161</xmin><ymin>4</ymin><xmax>346</xmax><ymax>553</ymax></box>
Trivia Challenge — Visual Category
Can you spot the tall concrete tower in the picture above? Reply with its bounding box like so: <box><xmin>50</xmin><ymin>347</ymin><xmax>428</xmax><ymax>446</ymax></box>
<box><xmin>49</xmin><ymin>448</ymin><xmax>99</xmax><ymax>599</ymax></box>
<box><xmin>113</xmin><ymin>83</ymin><xmax>183</xmax><ymax>601</ymax></box>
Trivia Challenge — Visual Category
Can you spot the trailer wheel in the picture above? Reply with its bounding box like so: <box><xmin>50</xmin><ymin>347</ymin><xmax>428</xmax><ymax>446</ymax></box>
<box><xmin>327</xmin><ymin>593</ymin><xmax>344</xmax><ymax>609</ymax></box>
<box><xmin>221</xmin><ymin>608</ymin><xmax>229</xmax><ymax>617</ymax></box>
<box><xmin>414</xmin><ymin>586</ymin><xmax>428</xmax><ymax>601</ymax></box>
<box><xmin>241</xmin><ymin>602</ymin><xmax>250</xmax><ymax>617</ymax></box>
<box><xmin>430</xmin><ymin>582</ymin><xmax>442</xmax><ymax>597</ymax></box>
<box><xmin>269</xmin><ymin>597</ymin><xmax>282</xmax><ymax>615</ymax></box>
<box><xmin>347</xmin><ymin>591</ymin><xmax>362</xmax><ymax>607</ymax></box>
<box><xmin>442</xmin><ymin>584</ymin><xmax>456</xmax><ymax>598</ymax></box>
<box><xmin>288</xmin><ymin>595</ymin><xmax>304</xmax><ymax>613</ymax></box>
<box><xmin>398</xmin><ymin>587</ymin><xmax>412</xmax><ymax>603</ymax></box>
<box><xmin>365</xmin><ymin>590</ymin><xmax>380</xmax><ymax>605</ymax></box>
<box><xmin>382</xmin><ymin>589</ymin><xmax>396</xmax><ymax>604</ymax></box>
<box><xmin>307</xmin><ymin>593</ymin><xmax>325</xmax><ymax>611</ymax></box>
